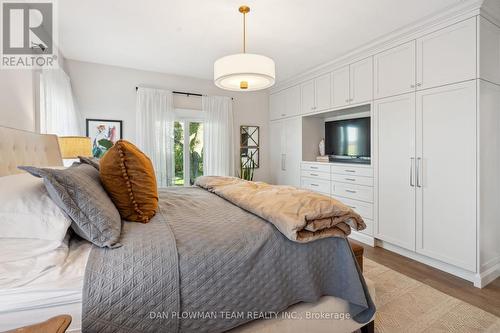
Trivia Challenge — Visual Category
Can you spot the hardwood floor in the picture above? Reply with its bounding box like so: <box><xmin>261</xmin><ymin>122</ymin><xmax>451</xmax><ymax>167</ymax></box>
<box><xmin>352</xmin><ymin>240</ymin><xmax>500</xmax><ymax>317</ymax></box>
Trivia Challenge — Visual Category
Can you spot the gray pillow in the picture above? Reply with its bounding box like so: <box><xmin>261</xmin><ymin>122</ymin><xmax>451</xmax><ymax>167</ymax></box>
<box><xmin>19</xmin><ymin>164</ymin><xmax>121</xmax><ymax>248</ymax></box>
<box><xmin>78</xmin><ymin>156</ymin><xmax>100</xmax><ymax>170</ymax></box>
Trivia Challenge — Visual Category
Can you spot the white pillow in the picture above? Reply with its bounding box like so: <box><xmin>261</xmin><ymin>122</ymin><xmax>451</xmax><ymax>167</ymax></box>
<box><xmin>0</xmin><ymin>173</ymin><xmax>71</xmax><ymax>242</ymax></box>
<box><xmin>0</xmin><ymin>236</ymin><xmax>70</xmax><ymax>288</ymax></box>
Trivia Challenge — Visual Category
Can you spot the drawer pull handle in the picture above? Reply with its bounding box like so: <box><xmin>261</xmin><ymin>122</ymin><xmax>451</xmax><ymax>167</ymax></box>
<box><xmin>344</xmin><ymin>170</ymin><xmax>356</xmax><ymax>173</ymax></box>
<box><xmin>349</xmin><ymin>206</ymin><xmax>356</xmax><ymax>209</ymax></box>
<box><xmin>310</xmin><ymin>166</ymin><xmax>318</xmax><ymax>169</ymax></box>
<box><xmin>345</xmin><ymin>189</ymin><xmax>357</xmax><ymax>193</ymax></box>
<box><xmin>345</xmin><ymin>178</ymin><xmax>356</xmax><ymax>181</ymax></box>
<box><xmin>310</xmin><ymin>173</ymin><xmax>319</xmax><ymax>176</ymax></box>
<box><xmin>310</xmin><ymin>183</ymin><xmax>319</xmax><ymax>187</ymax></box>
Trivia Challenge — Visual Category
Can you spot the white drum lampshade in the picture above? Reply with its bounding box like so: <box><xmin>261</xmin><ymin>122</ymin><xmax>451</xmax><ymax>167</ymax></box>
<box><xmin>214</xmin><ymin>5</ymin><xmax>275</xmax><ymax>92</ymax></box>
<box><xmin>214</xmin><ymin>53</ymin><xmax>275</xmax><ymax>91</ymax></box>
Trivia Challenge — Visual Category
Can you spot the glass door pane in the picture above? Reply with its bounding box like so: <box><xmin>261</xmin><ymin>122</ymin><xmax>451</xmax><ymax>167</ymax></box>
<box><xmin>174</xmin><ymin>121</ymin><xmax>184</xmax><ymax>186</ymax></box>
<box><xmin>189</xmin><ymin>122</ymin><xmax>203</xmax><ymax>185</ymax></box>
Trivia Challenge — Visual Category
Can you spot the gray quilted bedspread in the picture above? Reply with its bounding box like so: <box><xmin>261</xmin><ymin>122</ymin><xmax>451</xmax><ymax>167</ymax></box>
<box><xmin>82</xmin><ymin>187</ymin><xmax>375</xmax><ymax>333</ymax></box>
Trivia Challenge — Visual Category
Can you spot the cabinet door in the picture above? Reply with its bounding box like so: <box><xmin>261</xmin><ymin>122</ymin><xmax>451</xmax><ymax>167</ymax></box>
<box><xmin>416</xmin><ymin>17</ymin><xmax>476</xmax><ymax>90</ymax></box>
<box><xmin>375</xmin><ymin>93</ymin><xmax>416</xmax><ymax>250</ymax></box>
<box><xmin>269</xmin><ymin>120</ymin><xmax>284</xmax><ymax>184</ymax></box>
<box><xmin>374</xmin><ymin>41</ymin><xmax>416</xmax><ymax>99</ymax></box>
<box><xmin>350</xmin><ymin>57</ymin><xmax>373</xmax><ymax>104</ymax></box>
<box><xmin>332</xmin><ymin>66</ymin><xmax>350</xmax><ymax>108</ymax></box>
<box><xmin>416</xmin><ymin>81</ymin><xmax>476</xmax><ymax>271</ymax></box>
<box><xmin>284</xmin><ymin>117</ymin><xmax>302</xmax><ymax>187</ymax></box>
<box><xmin>269</xmin><ymin>91</ymin><xmax>285</xmax><ymax>120</ymax></box>
<box><xmin>285</xmin><ymin>85</ymin><xmax>301</xmax><ymax>117</ymax></box>
<box><xmin>315</xmin><ymin>73</ymin><xmax>331</xmax><ymax>111</ymax></box>
<box><xmin>300</xmin><ymin>80</ymin><xmax>315</xmax><ymax>114</ymax></box>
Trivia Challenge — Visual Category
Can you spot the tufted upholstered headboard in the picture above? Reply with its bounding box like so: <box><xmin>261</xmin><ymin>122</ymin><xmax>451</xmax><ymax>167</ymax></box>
<box><xmin>0</xmin><ymin>126</ymin><xmax>63</xmax><ymax>177</ymax></box>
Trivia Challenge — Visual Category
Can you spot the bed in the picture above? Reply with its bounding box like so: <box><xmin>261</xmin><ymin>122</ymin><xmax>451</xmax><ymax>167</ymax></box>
<box><xmin>0</xmin><ymin>126</ymin><xmax>375</xmax><ymax>333</ymax></box>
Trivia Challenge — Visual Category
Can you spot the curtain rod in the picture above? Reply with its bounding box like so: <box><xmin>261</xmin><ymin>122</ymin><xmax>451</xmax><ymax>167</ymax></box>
<box><xmin>135</xmin><ymin>87</ymin><xmax>233</xmax><ymax>100</ymax></box>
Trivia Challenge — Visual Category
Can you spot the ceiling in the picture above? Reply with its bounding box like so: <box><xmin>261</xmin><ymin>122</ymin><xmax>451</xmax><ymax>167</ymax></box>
<box><xmin>59</xmin><ymin>0</ymin><xmax>465</xmax><ymax>83</ymax></box>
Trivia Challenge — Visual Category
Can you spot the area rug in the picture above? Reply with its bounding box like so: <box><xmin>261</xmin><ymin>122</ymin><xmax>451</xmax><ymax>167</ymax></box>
<box><xmin>363</xmin><ymin>258</ymin><xmax>500</xmax><ymax>333</ymax></box>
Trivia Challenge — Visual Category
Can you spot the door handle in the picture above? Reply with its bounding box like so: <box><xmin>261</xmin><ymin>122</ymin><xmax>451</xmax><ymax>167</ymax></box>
<box><xmin>410</xmin><ymin>157</ymin><xmax>415</xmax><ymax>187</ymax></box>
<box><xmin>281</xmin><ymin>154</ymin><xmax>286</xmax><ymax>171</ymax></box>
<box><xmin>416</xmin><ymin>157</ymin><xmax>422</xmax><ymax>187</ymax></box>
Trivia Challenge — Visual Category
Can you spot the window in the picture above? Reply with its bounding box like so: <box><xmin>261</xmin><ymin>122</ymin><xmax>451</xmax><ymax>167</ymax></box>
<box><xmin>173</xmin><ymin>111</ymin><xmax>204</xmax><ymax>186</ymax></box>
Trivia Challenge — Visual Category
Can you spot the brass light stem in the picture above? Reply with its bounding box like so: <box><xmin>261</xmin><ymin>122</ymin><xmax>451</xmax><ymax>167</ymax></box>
<box><xmin>238</xmin><ymin>5</ymin><xmax>251</xmax><ymax>90</ymax></box>
<box><xmin>239</xmin><ymin>5</ymin><xmax>250</xmax><ymax>53</ymax></box>
<box><xmin>243</xmin><ymin>11</ymin><xmax>246</xmax><ymax>53</ymax></box>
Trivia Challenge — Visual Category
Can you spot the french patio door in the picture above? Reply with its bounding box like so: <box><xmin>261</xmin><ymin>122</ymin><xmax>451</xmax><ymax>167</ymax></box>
<box><xmin>174</xmin><ymin>119</ymin><xmax>204</xmax><ymax>186</ymax></box>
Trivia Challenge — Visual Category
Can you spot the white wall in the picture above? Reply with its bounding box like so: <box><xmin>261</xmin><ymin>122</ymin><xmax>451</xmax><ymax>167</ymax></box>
<box><xmin>0</xmin><ymin>70</ymin><xmax>36</xmax><ymax>131</ymax></box>
<box><xmin>0</xmin><ymin>53</ymin><xmax>70</xmax><ymax>132</ymax></box>
<box><xmin>65</xmin><ymin>59</ymin><xmax>271</xmax><ymax>182</ymax></box>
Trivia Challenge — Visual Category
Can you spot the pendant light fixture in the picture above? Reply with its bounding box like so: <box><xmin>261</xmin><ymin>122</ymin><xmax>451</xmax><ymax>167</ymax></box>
<box><xmin>214</xmin><ymin>5</ymin><xmax>275</xmax><ymax>91</ymax></box>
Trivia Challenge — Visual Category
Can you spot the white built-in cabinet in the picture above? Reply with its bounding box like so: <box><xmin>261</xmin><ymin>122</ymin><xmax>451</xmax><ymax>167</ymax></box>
<box><xmin>270</xmin><ymin>117</ymin><xmax>301</xmax><ymax>187</ymax></box>
<box><xmin>415</xmin><ymin>81</ymin><xmax>477</xmax><ymax>271</ymax></box>
<box><xmin>276</xmin><ymin>58</ymin><xmax>375</xmax><ymax>119</ymax></box>
<box><xmin>331</xmin><ymin>66</ymin><xmax>350</xmax><ymax>107</ymax></box>
<box><xmin>374</xmin><ymin>41</ymin><xmax>416</xmax><ymax>99</ymax></box>
<box><xmin>315</xmin><ymin>73</ymin><xmax>332</xmax><ymax>111</ymax></box>
<box><xmin>374</xmin><ymin>93</ymin><xmax>416</xmax><ymax>251</ymax></box>
<box><xmin>374</xmin><ymin>17</ymin><xmax>477</xmax><ymax>100</ymax></box>
<box><xmin>416</xmin><ymin>17</ymin><xmax>476</xmax><ymax>90</ymax></box>
<box><xmin>300</xmin><ymin>73</ymin><xmax>332</xmax><ymax>114</ymax></box>
<box><xmin>269</xmin><ymin>12</ymin><xmax>500</xmax><ymax>287</ymax></box>
<box><xmin>300</xmin><ymin>80</ymin><xmax>315</xmax><ymax>114</ymax></box>
<box><xmin>349</xmin><ymin>58</ymin><xmax>373</xmax><ymax>104</ymax></box>
<box><xmin>332</xmin><ymin>58</ymin><xmax>373</xmax><ymax>108</ymax></box>
<box><xmin>375</xmin><ymin>82</ymin><xmax>477</xmax><ymax>271</ymax></box>
<box><xmin>269</xmin><ymin>85</ymin><xmax>300</xmax><ymax>120</ymax></box>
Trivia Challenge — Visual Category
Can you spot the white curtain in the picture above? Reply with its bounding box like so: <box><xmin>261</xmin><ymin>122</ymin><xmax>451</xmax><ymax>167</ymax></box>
<box><xmin>40</xmin><ymin>68</ymin><xmax>81</xmax><ymax>135</ymax></box>
<box><xmin>203</xmin><ymin>96</ymin><xmax>234</xmax><ymax>176</ymax></box>
<box><xmin>136</xmin><ymin>87</ymin><xmax>175</xmax><ymax>187</ymax></box>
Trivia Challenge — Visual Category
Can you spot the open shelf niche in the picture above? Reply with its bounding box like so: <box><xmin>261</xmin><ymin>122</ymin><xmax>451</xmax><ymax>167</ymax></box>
<box><xmin>301</xmin><ymin>104</ymin><xmax>372</xmax><ymax>163</ymax></box>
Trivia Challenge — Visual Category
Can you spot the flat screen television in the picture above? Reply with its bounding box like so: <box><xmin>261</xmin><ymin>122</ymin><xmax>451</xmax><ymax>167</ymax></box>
<box><xmin>325</xmin><ymin>117</ymin><xmax>371</xmax><ymax>162</ymax></box>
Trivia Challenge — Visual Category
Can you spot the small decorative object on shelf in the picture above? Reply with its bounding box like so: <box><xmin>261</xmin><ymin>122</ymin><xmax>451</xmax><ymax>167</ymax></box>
<box><xmin>316</xmin><ymin>156</ymin><xmax>329</xmax><ymax>162</ymax></box>
<box><xmin>319</xmin><ymin>138</ymin><xmax>325</xmax><ymax>156</ymax></box>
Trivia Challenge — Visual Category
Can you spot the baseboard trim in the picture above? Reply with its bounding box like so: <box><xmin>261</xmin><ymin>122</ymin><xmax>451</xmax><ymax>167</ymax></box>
<box><xmin>375</xmin><ymin>240</ymin><xmax>480</xmax><ymax>286</ymax></box>
<box><xmin>475</xmin><ymin>260</ymin><xmax>500</xmax><ymax>288</ymax></box>
<box><xmin>348</xmin><ymin>232</ymin><xmax>375</xmax><ymax>247</ymax></box>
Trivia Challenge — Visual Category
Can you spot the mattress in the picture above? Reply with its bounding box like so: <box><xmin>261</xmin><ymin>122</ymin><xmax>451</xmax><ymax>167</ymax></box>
<box><xmin>0</xmin><ymin>235</ymin><xmax>374</xmax><ymax>333</ymax></box>
<box><xmin>0</xmin><ymin>237</ymin><xmax>91</xmax><ymax>332</ymax></box>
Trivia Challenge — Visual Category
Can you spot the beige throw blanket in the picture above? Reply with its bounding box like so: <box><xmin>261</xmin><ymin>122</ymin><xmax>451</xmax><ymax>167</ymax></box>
<box><xmin>195</xmin><ymin>176</ymin><xmax>366</xmax><ymax>243</ymax></box>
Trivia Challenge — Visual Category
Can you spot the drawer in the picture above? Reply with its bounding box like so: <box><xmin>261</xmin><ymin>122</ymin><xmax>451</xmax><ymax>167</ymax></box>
<box><xmin>331</xmin><ymin>182</ymin><xmax>373</xmax><ymax>203</ymax></box>
<box><xmin>331</xmin><ymin>165</ymin><xmax>373</xmax><ymax>177</ymax></box>
<box><xmin>332</xmin><ymin>173</ymin><xmax>373</xmax><ymax>187</ymax></box>
<box><xmin>301</xmin><ymin>178</ymin><xmax>330</xmax><ymax>195</ymax></box>
<box><xmin>332</xmin><ymin>196</ymin><xmax>373</xmax><ymax>220</ymax></box>
<box><xmin>301</xmin><ymin>170</ymin><xmax>330</xmax><ymax>181</ymax></box>
<box><xmin>301</xmin><ymin>162</ymin><xmax>330</xmax><ymax>173</ymax></box>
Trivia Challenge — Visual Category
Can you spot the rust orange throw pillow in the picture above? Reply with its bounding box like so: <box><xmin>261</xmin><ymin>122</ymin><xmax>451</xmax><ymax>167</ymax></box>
<box><xmin>99</xmin><ymin>140</ymin><xmax>158</xmax><ymax>223</ymax></box>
